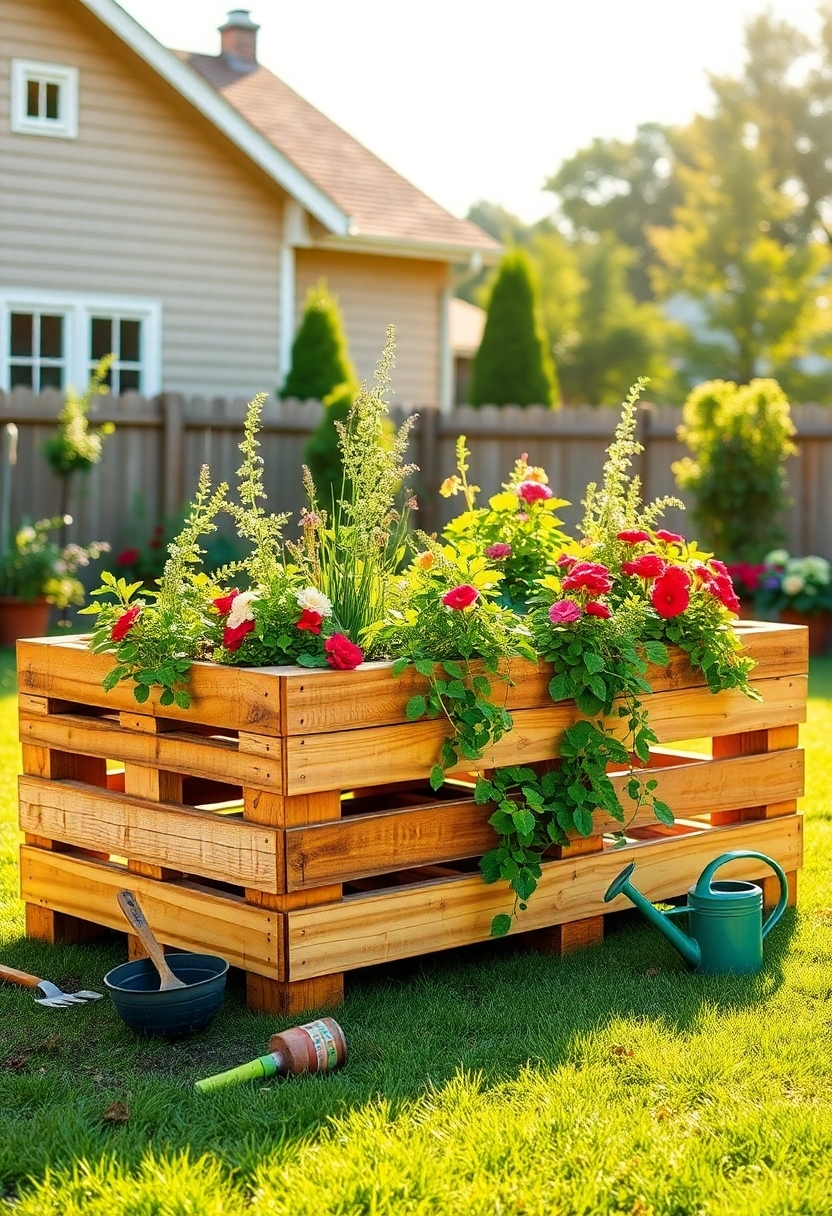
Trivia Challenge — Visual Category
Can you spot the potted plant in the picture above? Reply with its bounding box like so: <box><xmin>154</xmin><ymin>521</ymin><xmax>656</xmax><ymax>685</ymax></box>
<box><xmin>0</xmin><ymin>515</ymin><xmax>109</xmax><ymax>647</ymax></box>
<box><xmin>753</xmin><ymin>550</ymin><xmax>832</xmax><ymax>656</ymax></box>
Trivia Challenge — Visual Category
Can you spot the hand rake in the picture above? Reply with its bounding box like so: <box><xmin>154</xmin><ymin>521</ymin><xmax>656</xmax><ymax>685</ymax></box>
<box><xmin>0</xmin><ymin>963</ymin><xmax>103</xmax><ymax>1009</ymax></box>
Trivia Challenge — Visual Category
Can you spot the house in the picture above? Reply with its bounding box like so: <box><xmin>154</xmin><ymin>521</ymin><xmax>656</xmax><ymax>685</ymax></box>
<box><xmin>0</xmin><ymin>2</ymin><xmax>499</xmax><ymax>407</ymax></box>
<box><xmin>449</xmin><ymin>297</ymin><xmax>486</xmax><ymax>405</ymax></box>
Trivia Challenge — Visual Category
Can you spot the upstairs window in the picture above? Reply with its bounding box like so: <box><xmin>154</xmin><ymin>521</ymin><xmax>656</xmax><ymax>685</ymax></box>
<box><xmin>8</xmin><ymin>311</ymin><xmax>66</xmax><ymax>390</ymax></box>
<box><xmin>10</xmin><ymin>60</ymin><xmax>79</xmax><ymax>139</ymax></box>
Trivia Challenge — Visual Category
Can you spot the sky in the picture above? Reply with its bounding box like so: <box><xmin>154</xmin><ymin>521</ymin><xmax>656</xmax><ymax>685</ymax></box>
<box><xmin>120</xmin><ymin>0</ymin><xmax>825</xmax><ymax>224</ymax></box>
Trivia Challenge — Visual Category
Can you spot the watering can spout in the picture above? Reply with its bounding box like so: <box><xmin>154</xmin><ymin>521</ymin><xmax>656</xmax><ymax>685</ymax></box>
<box><xmin>604</xmin><ymin>863</ymin><xmax>701</xmax><ymax>969</ymax></box>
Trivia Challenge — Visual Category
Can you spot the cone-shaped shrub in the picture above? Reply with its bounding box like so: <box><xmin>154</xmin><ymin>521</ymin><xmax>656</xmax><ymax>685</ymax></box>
<box><xmin>283</xmin><ymin>282</ymin><xmax>358</xmax><ymax>494</ymax></box>
<box><xmin>469</xmin><ymin>250</ymin><xmax>559</xmax><ymax>407</ymax></box>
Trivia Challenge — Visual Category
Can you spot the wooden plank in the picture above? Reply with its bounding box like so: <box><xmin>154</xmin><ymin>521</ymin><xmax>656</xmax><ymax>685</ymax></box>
<box><xmin>20</xmin><ymin>711</ymin><xmax>283</xmax><ymax>793</ymax></box>
<box><xmin>17</xmin><ymin>637</ymin><xmax>287</xmax><ymax>735</ymax></box>
<box><xmin>18</xmin><ymin>777</ymin><xmax>279</xmax><ymax>892</ymax></box>
<box><xmin>279</xmin><ymin>675</ymin><xmax>807</xmax><ymax>795</ymax></box>
<box><xmin>19</xmin><ymin>846</ymin><xmax>282</xmax><ymax>978</ymax></box>
<box><xmin>275</xmin><ymin>622</ymin><xmax>808</xmax><ymax>735</ymax></box>
<box><xmin>287</xmin><ymin>815</ymin><xmax>802</xmax><ymax>979</ymax></box>
<box><xmin>284</xmin><ymin>748</ymin><xmax>804</xmax><ymax>888</ymax></box>
<box><xmin>15</xmin><ymin>624</ymin><xmax>807</xmax><ymax>741</ymax></box>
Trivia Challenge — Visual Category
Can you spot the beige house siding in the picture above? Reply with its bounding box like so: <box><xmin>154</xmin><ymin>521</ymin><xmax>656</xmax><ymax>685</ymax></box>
<box><xmin>294</xmin><ymin>250</ymin><xmax>446</xmax><ymax>405</ymax></box>
<box><xmin>0</xmin><ymin>0</ymin><xmax>284</xmax><ymax>397</ymax></box>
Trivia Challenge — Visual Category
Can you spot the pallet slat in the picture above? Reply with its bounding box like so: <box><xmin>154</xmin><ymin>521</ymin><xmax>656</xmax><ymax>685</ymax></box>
<box><xmin>19</xmin><ymin>846</ymin><xmax>283</xmax><ymax>977</ymax></box>
<box><xmin>284</xmin><ymin>748</ymin><xmax>804</xmax><ymax>889</ymax></box>
<box><xmin>18</xmin><ymin>776</ymin><xmax>279</xmax><ymax>892</ymax></box>
<box><xmin>287</xmin><ymin>816</ymin><xmax>803</xmax><ymax>979</ymax></box>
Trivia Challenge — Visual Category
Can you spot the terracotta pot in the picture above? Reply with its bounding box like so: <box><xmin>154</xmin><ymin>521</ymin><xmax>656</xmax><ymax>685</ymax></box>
<box><xmin>779</xmin><ymin>607</ymin><xmax>832</xmax><ymax>658</ymax></box>
<box><xmin>0</xmin><ymin>597</ymin><xmax>51</xmax><ymax>648</ymax></box>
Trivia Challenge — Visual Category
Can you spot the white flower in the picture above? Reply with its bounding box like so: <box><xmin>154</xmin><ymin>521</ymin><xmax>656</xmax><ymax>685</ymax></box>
<box><xmin>16</xmin><ymin>526</ymin><xmax>36</xmax><ymax>546</ymax></box>
<box><xmin>764</xmin><ymin>549</ymin><xmax>789</xmax><ymax>566</ymax></box>
<box><xmin>226</xmin><ymin>589</ymin><xmax>259</xmax><ymax>630</ymax></box>
<box><xmin>782</xmin><ymin>574</ymin><xmax>804</xmax><ymax>596</ymax></box>
<box><xmin>296</xmin><ymin>587</ymin><xmax>333</xmax><ymax>617</ymax></box>
<box><xmin>804</xmin><ymin>556</ymin><xmax>830</xmax><ymax>584</ymax></box>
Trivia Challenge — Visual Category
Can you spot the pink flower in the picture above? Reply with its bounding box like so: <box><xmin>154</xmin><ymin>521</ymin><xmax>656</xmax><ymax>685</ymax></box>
<box><xmin>706</xmin><ymin>568</ymin><xmax>741</xmax><ymax>614</ymax></box>
<box><xmin>223</xmin><ymin>618</ymin><xmax>255</xmax><ymax>651</ymax></box>
<box><xmin>561</xmin><ymin>561</ymin><xmax>613</xmax><ymax>595</ymax></box>
<box><xmin>585</xmin><ymin>601</ymin><xmax>612</xmax><ymax>619</ymax></box>
<box><xmin>655</xmin><ymin>529</ymin><xmax>684</xmax><ymax>545</ymax></box>
<box><xmin>325</xmin><ymin>634</ymin><xmax>364</xmax><ymax>670</ymax></box>
<box><xmin>296</xmin><ymin>609</ymin><xmax>323</xmax><ymax>634</ymax></box>
<box><xmin>549</xmin><ymin>599</ymin><xmax>583</xmax><ymax>625</ymax></box>
<box><xmin>484</xmin><ymin>543</ymin><xmax>512</xmax><ymax>560</ymax></box>
<box><xmin>617</xmin><ymin>530</ymin><xmax>651</xmax><ymax>545</ymax></box>
<box><xmin>516</xmin><ymin>512</ymin><xmax>529</xmax><ymax>523</ymax></box>
<box><xmin>556</xmin><ymin>554</ymin><xmax>577</xmax><ymax>569</ymax></box>
<box><xmin>212</xmin><ymin>589</ymin><xmax>240</xmax><ymax>615</ymax></box>
<box><xmin>442</xmin><ymin>584</ymin><xmax>479</xmax><ymax>610</ymax></box>
<box><xmin>111</xmin><ymin>604</ymin><xmax>141</xmax><ymax>642</ymax></box>
<box><xmin>651</xmin><ymin>567</ymin><xmax>691</xmax><ymax>618</ymax></box>
<box><xmin>622</xmin><ymin>553</ymin><xmax>667</xmax><ymax>579</ymax></box>
<box><xmin>516</xmin><ymin>481</ymin><xmax>554</xmax><ymax>504</ymax></box>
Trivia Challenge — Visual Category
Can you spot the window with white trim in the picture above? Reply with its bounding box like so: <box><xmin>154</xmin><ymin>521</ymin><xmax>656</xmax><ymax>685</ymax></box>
<box><xmin>10</xmin><ymin>60</ymin><xmax>79</xmax><ymax>139</ymax></box>
<box><xmin>0</xmin><ymin>292</ymin><xmax>161</xmax><ymax>396</ymax></box>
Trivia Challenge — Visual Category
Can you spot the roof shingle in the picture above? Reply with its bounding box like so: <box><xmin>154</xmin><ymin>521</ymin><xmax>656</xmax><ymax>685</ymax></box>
<box><xmin>179</xmin><ymin>52</ymin><xmax>500</xmax><ymax>257</ymax></box>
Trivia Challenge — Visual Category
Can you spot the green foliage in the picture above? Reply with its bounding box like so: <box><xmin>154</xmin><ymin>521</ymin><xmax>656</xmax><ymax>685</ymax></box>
<box><xmin>42</xmin><ymin>357</ymin><xmax>114</xmax><ymax>477</ymax></box>
<box><xmin>0</xmin><ymin>517</ymin><xmax>108</xmax><ymax>608</ymax></box>
<box><xmin>754</xmin><ymin>551</ymin><xmax>832</xmax><ymax>617</ymax></box>
<box><xmin>673</xmin><ymin>379</ymin><xmax>796</xmax><ymax>562</ymax></box>
<box><xmin>286</xmin><ymin>282</ymin><xmax>359</xmax><ymax>496</ymax></box>
<box><xmin>469</xmin><ymin>250</ymin><xmax>558</xmax><ymax>407</ymax></box>
<box><xmin>81</xmin><ymin>466</ymin><xmax>228</xmax><ymax>705</ymax></box>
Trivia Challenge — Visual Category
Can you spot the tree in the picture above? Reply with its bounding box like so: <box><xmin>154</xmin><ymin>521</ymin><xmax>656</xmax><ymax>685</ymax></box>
<box><xmin>469</xmin><ymin>250</ymin><xmax>558</xmax><ymax>407</ymax></box>
<box><xmin>283</xmin><ymin>282</ymin><xmax>358</xmax><ymax>493</ymax></box>
<box><xmin>650</xmin><ymin>109</ymin><xmax>829</xmax><ymax>385</ymax></box>
<box><xmin>546</xmin><ymin>123</ymin><xmax>683</xmax><ymax>301</ymax></box>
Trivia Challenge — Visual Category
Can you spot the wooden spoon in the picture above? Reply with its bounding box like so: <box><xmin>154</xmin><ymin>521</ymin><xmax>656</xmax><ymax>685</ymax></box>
<box><xmin>117</xmin><ymin>890</ymin><xmax>186</xmax><ymax>991</ymax></box>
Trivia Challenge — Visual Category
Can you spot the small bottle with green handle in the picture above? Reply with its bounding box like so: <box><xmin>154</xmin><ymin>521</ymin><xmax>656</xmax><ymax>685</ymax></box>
<box><xmin>195</xmin><ymin>1017</ymin><xmax>347</xmax><ymax>1092</ymax></box>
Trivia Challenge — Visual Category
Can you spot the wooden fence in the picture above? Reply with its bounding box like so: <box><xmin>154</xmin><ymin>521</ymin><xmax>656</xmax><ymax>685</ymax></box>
<box><xmin>2</xmin><ymin>387</ymin><xmax>831</xmax><ymax>560</ymax></box>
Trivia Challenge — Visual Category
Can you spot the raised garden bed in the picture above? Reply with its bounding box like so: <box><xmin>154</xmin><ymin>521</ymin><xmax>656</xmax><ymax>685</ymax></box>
<box><xmin>17</xmin><ymin>620</ymin><xmax>806</xmax><ymax>1016</ymax></box>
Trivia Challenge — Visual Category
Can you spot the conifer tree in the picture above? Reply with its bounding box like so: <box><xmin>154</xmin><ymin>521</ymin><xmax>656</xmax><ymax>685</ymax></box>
<box><xmin>469</xmin><ymin>250</ymin><xmax>558</xmax><ymax>407</ymax></box>
<box><xmin>282</xmin><ymin>281</ymin><xmax>358</xmax><ymax>492</ymax></box>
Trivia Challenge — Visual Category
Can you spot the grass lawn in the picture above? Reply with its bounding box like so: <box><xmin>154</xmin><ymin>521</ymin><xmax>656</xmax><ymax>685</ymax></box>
<box><xmin>1</xmin><ymin>654</ymin><xmax>831</xmax><ymax>1215</ymax></box>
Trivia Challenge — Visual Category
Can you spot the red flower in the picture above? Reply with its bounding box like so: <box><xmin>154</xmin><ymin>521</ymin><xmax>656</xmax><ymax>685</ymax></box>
<box><xmin>111</xmin><ymin>603</ymin><xmax>141</xmax><ymax>641</ymax></box>
<box><xmin>212</xmin><ymin>589</ymin><xmax>240</xmax><ymax>615</ymax></box>
<box><xmin>223</xmin><ymin>618</ymin><xmax>255</xmax><ymax>651</ymax></box>
<box><xmin>561</xmin><ymin>561</ymin><xmax>613</xmax><ymax>595</ymax></box>
<box><xmin>655</xmin><ymin>530</ymin><xmax>684</xmax><ymax>545</ymax></box>
<box><xmin>549</xmin><ymin>599</ymin><xmax>583</xmax><ymax>625</ymax></box>
<box><xmin>115</xmin><ymin>548</ymin><xmax>140</xmax><ymax>567</ymax></box>
<box><xmin>516</xmin><ymin>481</ymin><xmax>554</xmax><ymax>504</ymax></box>
<box><xmin>442</xmin><ymin>584</ymin><xmax>479</xmax><ymax>610</ymax></box>
<box><xmin>709</xmin><ymin>560</ymin><xmax>729</xmax><ymax>577</ymax></box>
<box><xmin>484</xmin><ymin>543</ymin><xmax>512</xmax><ymax>560</ymax></box>
<box><xmin>726</xmin><ymin>562</ymin><xmax>764</xmax><ymax>594</ymax></box>
<box><xmin>707</xmin><ymin>571</ymin><xmax>741</xmax><ymax>614</ymax></box>
<box><xmin>585</xmin><ymin>601</ymin><xmax>612</xmax><ymax>619</ymax></box>
<box><xmin>622</xmin><ymin>553</ymin><xmax>667</xmax><ymax>579</ymax></box>
<box><xmin>296</xmin><ymin>608</ymin><xmax>323</xmax><ymax>634</ymax></box>
<box><xmin>616</xmin><ymin>530</ymin><xmax>651</xmax><ymax>545</ymax></box>
<box><xmin>325</xmin><ymin>633</ymin><xmax>364</xmax><ymax>670</ymax></box>
<box><xmin>556</xmin><ymin>554</ymin><xmax>577</xmax><ymax>569</ymax></box>
<box><xmin>651</xmin><ymin>567</ymin><xmax>691</xmax><ymax>618</ymax></box>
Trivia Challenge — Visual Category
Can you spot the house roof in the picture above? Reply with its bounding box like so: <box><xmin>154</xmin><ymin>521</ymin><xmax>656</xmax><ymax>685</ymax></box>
<box><xmin>179</xmin><ymin>53</ymin><xmax>500</xmax><ymax>261</ymax></box>
<box><xmin>76</xmin><ymin>0</ymin><xmax>499</xmax><ymax>262</ymax></box>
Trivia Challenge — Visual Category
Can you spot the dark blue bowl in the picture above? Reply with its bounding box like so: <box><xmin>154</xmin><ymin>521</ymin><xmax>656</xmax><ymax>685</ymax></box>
<box><xmin>104</xmin><ymin>952</ymin><xmax>228</xmax><ymax>1039</ymax></box>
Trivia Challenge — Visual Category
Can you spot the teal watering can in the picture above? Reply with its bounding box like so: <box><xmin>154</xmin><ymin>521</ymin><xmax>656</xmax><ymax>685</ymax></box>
<box><xmin>604</xmin><ymin>850</ymin><xmax>789</xmax><ymax>975</ymax></box>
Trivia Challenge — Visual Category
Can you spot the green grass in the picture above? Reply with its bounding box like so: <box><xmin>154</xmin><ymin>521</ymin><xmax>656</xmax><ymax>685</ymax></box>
<box><xmin>1</xmin><ymin>656</ymin><xmax>831</xmax><ymax>1214</ymax></box>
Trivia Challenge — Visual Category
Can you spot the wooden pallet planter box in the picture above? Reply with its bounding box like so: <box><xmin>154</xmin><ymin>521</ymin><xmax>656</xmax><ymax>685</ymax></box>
<box><xmin>17</xmin><ymin>621</ymin><xmax>807</xmax><ymax>1015</ymax></box>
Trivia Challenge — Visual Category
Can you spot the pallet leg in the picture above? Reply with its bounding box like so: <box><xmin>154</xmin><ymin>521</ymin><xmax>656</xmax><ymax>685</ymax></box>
<box><xmin>25</xmin><ymin>902</ymin><xmax>104</xmax><ymax>944</ymax></box>
<box><xmin>243</xmin><ymin>788</ymin><xmax>343</xmax><ymax>1016</ymax></box>
<box><xmin>246</xmin><ymin>971</ymin><xmax>344</xmax><ymax>1017</ymax></box>
<box><xmin>524</xmin><ymin>834</ymin><xmax>605</xmax><ymax>955</ymax></box>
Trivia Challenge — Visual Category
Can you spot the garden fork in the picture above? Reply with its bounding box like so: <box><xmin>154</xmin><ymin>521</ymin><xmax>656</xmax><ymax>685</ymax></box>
<box><xmin>0</xmin><ymin>963</ymin><xmax>103</xmax><ymax>1009</ymax></box>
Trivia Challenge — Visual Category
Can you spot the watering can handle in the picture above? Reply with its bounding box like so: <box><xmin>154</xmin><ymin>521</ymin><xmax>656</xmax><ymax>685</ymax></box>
<box><xmin>694</xmin><ymin>850</ymin><xmax>789</xmax><ymax>938</ymax></box>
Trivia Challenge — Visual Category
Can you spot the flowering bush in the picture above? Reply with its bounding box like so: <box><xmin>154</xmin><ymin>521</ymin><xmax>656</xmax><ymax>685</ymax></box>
<box><xmin>753</xmin><ymin>550</ymin><xmax>832</xmax><ymax>616</ymax></box>
<box><xmin>82</xmin><ymin>354</ymin><xmax>756</xmax><ymax>933</ymax></box>
<box><xmin>0</xmin><ymin>516</ymin><xmax>108</xmax><ymax>609</ymax></box>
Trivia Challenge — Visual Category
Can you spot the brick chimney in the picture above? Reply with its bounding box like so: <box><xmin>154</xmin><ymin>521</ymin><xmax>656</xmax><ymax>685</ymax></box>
<box><xmin>219</xmin><ymin>10</ymin><xmax>259</xmax><ymax>72</ymax></box>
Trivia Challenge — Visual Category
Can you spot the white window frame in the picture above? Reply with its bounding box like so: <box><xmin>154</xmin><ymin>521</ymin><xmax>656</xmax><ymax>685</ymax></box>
<box><xmin>10</xmin><ymin>59</ymin><xmax>79</xmax><ymax>139</ymax></box>
<box><xmin>0</xmin><ymin>289</ymin><xmax>162</xmax><ymax>395</ymax></box>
